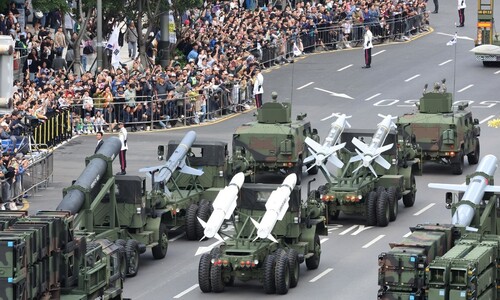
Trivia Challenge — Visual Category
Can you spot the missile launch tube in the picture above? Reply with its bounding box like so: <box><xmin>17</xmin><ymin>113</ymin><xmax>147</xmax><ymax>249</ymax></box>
<box><xmin>452</xmin><ymin>154</ymin><xmax>498</xmax><ymax>226</ymax></box>
<box><xmin>56</xmin><ymin>137</ymin><xmax>121</xmax><ymax>214</ymax></box>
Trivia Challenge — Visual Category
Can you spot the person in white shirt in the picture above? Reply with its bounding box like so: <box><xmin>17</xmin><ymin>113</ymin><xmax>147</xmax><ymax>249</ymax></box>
<box><xmin>362</xmin><ymin>25</ymin><xmax>373</xmax><ymax>69</ymax></box>
<box><xmin>457</xmin><ymin>0</ymin><xmax>466</xmax><ymax>27</ymax></box>
<box><xmin>117</xmin><ymin>122</ymin><xmax>128</xmax><ymax>175</ymax></box>
<box><xmin>252</xmin><ymin>68</ymin><xmax>264</xmax><ymax>108</ymax></box>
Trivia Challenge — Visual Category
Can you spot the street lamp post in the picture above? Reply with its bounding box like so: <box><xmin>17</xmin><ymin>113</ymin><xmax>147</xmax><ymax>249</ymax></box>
<box><xmin>97</xmin><ymin>0</ymin><xmax>103</xmax><ymax>70</ymax></box>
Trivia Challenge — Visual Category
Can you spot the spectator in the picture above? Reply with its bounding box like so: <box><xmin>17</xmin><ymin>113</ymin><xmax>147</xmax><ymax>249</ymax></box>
<box><xmin>125</xmin><ymin>21</ymin><xmax>138</xmax><ymax>59</ymax></box>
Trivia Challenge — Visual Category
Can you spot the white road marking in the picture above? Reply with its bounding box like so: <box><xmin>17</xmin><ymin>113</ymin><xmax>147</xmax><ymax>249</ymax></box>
<box><xmin>403</xmin><ymin>231</ymin><xmax>412</xmax><ymax>238</ymax></box>
<box><xmin>373</xmin><ymin>50</ymin><xmax>386</xmax><ymax>56</ymax></box>
<box><xmin>435</xmin><ymin>32</ymin><xmax>474</xmax><ymax>40</ymax></box>
<box><xmin>337</xmin><ymin>64</ymin><xmax>353</xmax><ymax>71</ymax></box>
<box><xmin>309</xmin><ymin>268</ymin><xmax>334</xmax><ymax>283</ymax></box>
<box><xmin>339</xmin><ymin>225</ymin><xmax>357</xmax><ymax>235</ymax></box>
<box><xmin>480</xmin><ymin>115</ymin><xmax>496</xmax><ymax>124</ymax></box>
<box><xmin>351</xmin><ymin>225</ymin><xmax>373</xmax><ymax>235</ymax></box>
<box><xmin>457</xmin><ymin>84</ymin><xmax>473</xmax><ymax>92</ymax></box>
<box><xmin>173</xmin><ymin>284</ymin><xmax>199</xmax><ymax>298</ymax></box>
<box><xmin>365</xmin><ymin>93</ymin><xmax>381</xmax><ymax>101</ymax></box>
<box><xmin>405</xmin><ymin>74</ymin><xmax>420</xmax><ymax>82</ymax></box>
<box><xmin>297</xmin><ymin>82</ymin><xmax>314</xmax><ymax>90</ymax></box>
<box><xmin>362</xmin><ymin>235</ymin><xmax>385</xmax><ymax>248</ymax></box>
<box><xmin>328</xmin><ymin>224</ymin><xmax>344</xmax><ymax>231</ymax></box>
<box><xmin>169</xmin><ymin>232</ymin><xmax>186</xmax><ymax>242</ymax></box>
<box><xmin>314</xmin><ymin>87</ymin><xmax>354</xmax><ymax>99</ymax></box>
<box><xmin>413</xmin><ymin>203</ymin><xmax>436</xmax><ymax>216</ymax></box>
<box><xmin>320</xmin><ymin>238</ymin><xmax>329</xmax><ymax>244</ymax></box>
<box><xmin>495</xmin><ymin>70</ymin><xmax>500</xmax><ymax>75</ymax></box>
<box><xmin>439</xmin><ymin>59</ymin><xmax>453</xmax><ymax>66</ymax></box>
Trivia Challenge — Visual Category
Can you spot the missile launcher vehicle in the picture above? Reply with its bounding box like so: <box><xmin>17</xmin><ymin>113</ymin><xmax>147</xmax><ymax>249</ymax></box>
<box><xmin>230</xmin><ymin>92</ymin><xmax>320</xmax><ymax>184</ymax></box>
<box><xmin>197</xmin><ymin>173</ymin><xmax>327</xmax><ymax>295</ymax></box>
<box><xmin>377</xmin><ymin>154</ymin><xmax>500</xmax><ymax>300</ymax></box>
<box><xmin>310</xmin><ymin>114</ymin><xmax>421</xmax><ymax>227</ymax></box>
<box><xmin>397</xmin><ymin>79</ymin><xmax>481</xmax><ymax>175</ymax></box>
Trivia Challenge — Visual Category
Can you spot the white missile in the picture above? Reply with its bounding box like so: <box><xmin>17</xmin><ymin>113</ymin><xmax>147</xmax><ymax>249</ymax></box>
<box><xmin>250</xmin><ymin>173</ymin><xmax>297</xmax><ymax>243</ymax></box>
<box><xmin>428</xmin><ymin>154</ymin><xmax>500</xmax><ymax>227</ymax></box>
<box><xmin>197</xmin><ymin>172</ymin><xmax>245</xmax><ymax>242</ymax></box>
<box><xmin>304</xmin><ymin>113</ymin><xmax>351</xmax><ymax>171</ymax></box>
<box><xmin>139</xmin><ymin>131</ymin><xmax>203</xmax><ymax>195</ymax></box>
<box><xmin>350</xmin><ymin>114</ymin><xmax>397</xmax><ymax>176</ymax></box>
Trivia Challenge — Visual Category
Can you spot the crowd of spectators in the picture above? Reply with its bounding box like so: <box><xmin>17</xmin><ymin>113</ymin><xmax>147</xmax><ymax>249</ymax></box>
<box><xmin>1</xmin><ymin>0</ymin><xmax>430</xmax><ymax>134</ymax></box>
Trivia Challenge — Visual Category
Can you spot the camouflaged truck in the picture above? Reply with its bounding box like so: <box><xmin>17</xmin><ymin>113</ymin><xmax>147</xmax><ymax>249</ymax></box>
<box><xmin>230</xmin><ymin>92</ymin><xmax>320</xmax><ymax>184</ymax></box>
<box><xmin>397</xmin><ymin>80</ymin><xmax>481</xmax><ymax>175</ymax></box>
<box><xmin>198</xmin><ymin>178</ymin><xmax>327</xmax><ymax>295</ymax></box>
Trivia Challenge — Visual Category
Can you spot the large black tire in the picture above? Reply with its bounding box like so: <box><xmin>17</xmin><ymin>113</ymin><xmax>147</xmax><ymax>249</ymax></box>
<box><xmin>403</xmin><ymin>174</ymin><xmax>416</xmax><ymax>208</ymax></box>
<box><xmin>467</xmin><ymin>138</ymin><xmax>480</xmax><ymax>165</ymax></box>
<box><xmin>263</xmin><ymin>254</ymin><xmax>277</xmax><ymax>294</ymax></box>
<box><xmin>152</xmin><ymin>223</ymin><xmax>168</xmax><ymax>259</ymax></box>
<box><xmin>186</xmin><ymin>203</ymin><xmax>199</xmax><ymax>240</ymax></box>
<box><xmin>287</xmin><ymin>249</ymin><xmax>300</xmax><ymax>288</ymax></box>
<box><xmin>210</xmin><ymin>264</ymin><xmax>225</xmax><ymax>293</ymax></box>
<box><xmin>305</xmin><ymin>234</ymin><xmax>321</xmax><ymax>270</ymax></box>
<box><xmin>376</xmin><ymin>186</ymin><xmax>386</xmax><ymax>198</ymax></box>
<box><xmin>114</xmin><ymin>241</ymin><xmax>127</xmax><ymax>280</ymax></box>
<box><xmin>366</xmin><ymin>191</ymin><xmax>378</xmax><ymax>226</ymax></box>
<box><xmin>376</xmin><ymin>191</ymin><xmax>390</xmax><ymax>227</ymax></box>
<box><xmin>451</xmin><ymin>151</ymin><xmax>464</xmax><ymax>175</ymax></box>
<box><xmin>386</xmin><ymin>187</ymin><xmax>399</xmax><ymax>222</ymax></box>
<box><xmin>196</xmin><ymin>203</ymin><xmax>212</xmax><ymax>240</ymax></box>
<box><xmin>198</xmin><ymin>253</ymin><xmax>212</xmax><ymax>293</ymax></box>
<box><xmin>275</xmin><ymin>250</ymin><xmax>290</xmax><ymax>295</ymax></box>
<box><xmin>210</xmin><ymin>247</ymin><xmax>221</xmax><ymax>258</ymax></box>
<box><xmin>125</xmin><ymin>240</ymin><xmax>140</xmax><ymax>277</ymax></box>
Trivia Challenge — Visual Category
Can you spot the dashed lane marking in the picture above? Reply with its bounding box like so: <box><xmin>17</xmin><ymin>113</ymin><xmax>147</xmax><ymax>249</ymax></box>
<box><xmin>413</xmin><ymin>203</ymin><xmax>436</xmax><ymax>216</ymax></box>
<box><xmin>297</xmin><ymin>82</ymin><xmax>314</xmax><ymax>90</ymax></box>
<box><xmin>403</xmin><ymin>231</ymin><xmax>412</xmax><ymax>238</ymax></box>
<box><xmin>480</xmin><ymin>115</ymin><xmax>495</xmax><ymax>124</ymax></box>
<box><xmin>362</xmin><ymin>235</ymin><xmax>385</xmax><ymax>248</ymax></box>
<box><xmin>405</xmin><ymin>74</ymin><xmax>421</xmax><ymax>82</ymax></box>
<box><xmin>337</xmin><ymin>64</ymin><xmax>353</xmax><ymax>71</ymax></box>
<box><xmin>320</xmin><ymin>238</ymin><xmax>329</xmax><ymax>244</ymax></box>
<box><xmin>439</xmin><ymin>59</ymin><xmax>453</xmax><ymax>66</ymax></box>
<box><xmin>457</xmin><ymin>84</ymin><xmax>473</xmax><ymax>92</ymax></box>
<box><xmin>173</xmin><ymin>284</ymin><xmax>198</xmax><ymax>298</ymax></box>
<box><xmin>373</xmin><ymin>50</ymin><xmax>386</xmax><ymax>56</ymax></box>
<box><xmin>309</xmin><ymin>268</ymin><xmax>334</xmax><ymax>283</ymax></box>
<box><xmin>365</xmin><ymin>93</ymin><xmax>381</xmax><ymax>101</ymax></box>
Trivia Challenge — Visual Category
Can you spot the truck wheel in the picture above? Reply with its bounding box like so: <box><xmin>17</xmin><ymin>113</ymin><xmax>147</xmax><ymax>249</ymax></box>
<box><xmin>451</xmin><ymin>151</ymin><xmax>464</xmax><ymax>175</ymax></box>
<box><xmin>329</xmin><ymin>209</ymin><xmax>340</xmax><ymax>222</ymax></box>
<box><xmin>287</xmin><ymin>249</ymin><xmax>300</xmax><ymax>288</ymax></box>
<box><xmin>210</xmin><ymin>264</ymin><xmax>225</xmax><ymax>293</ymax></box>
<box><xmin>263</xmin><ymin>254</ymin><xmax>277</xmax><ymax>294</ymax></box>
<box><xmin>386</xmin><ymin>187</ymin><xmax>399</xmax><ymax>222</ymax></box>
<box><xmin>196</xmin><ymin>203</ymin><xmax>212</xmax><ymax>240</ymax></box>
<box><xmin>376</xmin><ymin>191</ymin><xmax>390</xmax><ymax>227</ymax></box>
<box><xmin>366</xmin><ymin>191</ymin><xmax>377</xmax><ymax>226</ymax></box>
<box><xmin>114</xmin><ymin>241</ymin><xmax>127</xmax><ymax>279</ymax></box>
<box><xmin>125</xmin><ymin>240</ymin><xmax>140</xmax><ymax>277</ymax></box>
<box><xmin>186</xmin><ymin>203</ymin><xmax>199</xmax><ymax>240</ymax></box>
<box><xmin>467</xmin><ymin>138</ymin><xmax>480</xmax><ymax>165</ymax></box>
<box><xmin>305</xmin><ymin>234</ymin><xmax>321</xmax><ymax>270</ymax></box>
<box><xmin>403</xmin><ymin>174</ymin><xmax>416</xmax><ymax>207</ymax></box>
<box><xmin>198</xmin><ymin>253</ymin><xmax>212</xmax><ymax>293</ymax></box>
<box><xmin>275</xmin><ymin>251</ymin><xmax>290</xmax><ymax>295</ymax></box>
<box><xmin>152</xmin><ymin>223</ymin><xmax>168</xmax><ymax>259</ymax></box>
<box><xmin>210</xmin><ymin>247</ymin><xmax>221</xmax><ymax>258</ymax></box>
<box><xmin>376</xmin><ymin>186</ymin><xmax>386</xmax><ymax>198</ymax></box>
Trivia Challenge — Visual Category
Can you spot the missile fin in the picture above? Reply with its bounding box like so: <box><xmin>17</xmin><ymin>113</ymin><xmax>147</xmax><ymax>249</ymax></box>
<box><xmin>250</xmin><ymin>217</ymin><xmax>260</xmax><ymax>229</ymax></box>
<box><xmin>377</xmin><ymin>143</ymin><xmax>394</xmax><ymax>155</ymax></box>
<box><xmin>328</xmin><ymin>154</ymin><xmax>344</xmax><ymax>168</ymax></box>
<box><xmin>368</xmin><ymin>165</ymin><xmax>377</xmax><ymax>177</ymax></box>
<box><xmin>352</xmin><ymin>163</ymin><xmax>364</xmax><ymax>174</ymax></box>
<box><xmin>267</xmin><ymin>234</ymin><xmax>278</xmax><ymax>243</ymax></box>
<box><xmin>180</xmin><ymin>165</ymin><xmax>204</xmax><ymax>176</ymax></box>
<box><xmin>305</xmin><ymin>137</ymin><xmax>323</xmax><ymax>153</ymax></box>
<box><xmin>154</xmin><ymin>167</ymin><xmax>171</xmax><ymax>182</ymax></box>
<box><xmin>428</xmin><ymin>183</ymin><xmax>469</xmax><ymax>191</ymax></box>
<box><xmin>375</xmin><ymin>156</ymin><xmax>391</xmax><ymax>169</ymax></box>
<box><xmin>197</xmin><ymin>217</ymin><xmax>207</xmax><ymax>229</ymax></box>
<box><xmin>214</xmin><ymin>233</ymin><xmax>224</xmax><ymax>243</ymax></box>
<box><xmin>352</xmin><ymin>137</ymin><xmax>371</xmax><ymax>154</ymax></box>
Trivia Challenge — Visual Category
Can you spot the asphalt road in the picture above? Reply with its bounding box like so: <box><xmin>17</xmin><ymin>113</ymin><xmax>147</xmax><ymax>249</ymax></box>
<box><xmin>25</xmin><ymin>2</ymin><xmax>500</xmax><ymax>299</ymax></box>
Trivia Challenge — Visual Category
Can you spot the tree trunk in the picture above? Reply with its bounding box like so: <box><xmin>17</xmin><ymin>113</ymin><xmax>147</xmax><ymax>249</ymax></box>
<box><xmin>72</xmin><ymin>4</ymin><xmax>92</xmax><ymax>77</ymax></box>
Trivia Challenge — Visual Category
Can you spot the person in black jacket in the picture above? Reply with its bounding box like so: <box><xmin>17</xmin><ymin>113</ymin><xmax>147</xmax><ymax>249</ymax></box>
<box><xmin>94</xmin><ymin>131</ymin><xmax>104</xmax><ymax>153</ymax></box>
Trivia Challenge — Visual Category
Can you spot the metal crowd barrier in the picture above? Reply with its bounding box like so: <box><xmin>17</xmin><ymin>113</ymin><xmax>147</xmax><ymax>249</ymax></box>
<box><xmin>32</xmin><ymin>109</ymin><xmax>73</xmax><ymax>148</ymax></box>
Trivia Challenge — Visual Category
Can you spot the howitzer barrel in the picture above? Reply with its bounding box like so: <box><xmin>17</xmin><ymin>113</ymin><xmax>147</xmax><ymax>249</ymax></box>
<box><xmin>452</xmin><ymin>154</ymin><xmax>498</xmax><ymax>226</ymax></box>
<box><xmin>56</xmin><ymin>137</ymin><xmax>121</xmax><ymax>214</ymax></box>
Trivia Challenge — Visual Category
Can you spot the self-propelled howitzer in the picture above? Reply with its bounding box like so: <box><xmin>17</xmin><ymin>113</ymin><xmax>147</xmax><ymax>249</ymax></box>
<box><xmin>377</xmin><ymin>154</ymin><xmax>500</xmax><ymax>300</ymax></box>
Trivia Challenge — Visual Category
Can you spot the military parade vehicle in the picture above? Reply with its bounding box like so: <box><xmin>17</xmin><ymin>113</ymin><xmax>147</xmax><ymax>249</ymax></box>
<box><xmin>308</xmin><ymin>114</ymin><xmax>420</xmax><ymax>227</ymax></box>
<box><xmin>197</xmin><ymin>173</ymin><xmax>327</xmax><ymax>295</ymax></box>
<box><xmin>230</xmin><ymin>92</ymin><xmax>320</xmax><ymax>184</ymax></box>
<box><xmin>377</xmin><ymin>154</ymin><xmax>500</xmax><ymax>300</ymax></box>
<box><xmin>471</xmin><ymin>0</ymin><xmax>500</xmax><ymax>66</ymax></box>
<box><xmin>397</xmin><ymin>79</ymin><xmax>481</xmax><ymax>175</ymax></box>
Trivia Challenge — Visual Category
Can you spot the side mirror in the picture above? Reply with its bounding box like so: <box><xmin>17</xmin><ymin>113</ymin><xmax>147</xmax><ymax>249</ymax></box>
<box><xmin>157</xmin><ymin>145</ymin><xmax>165</xmax><ymax>161</ymax></box>
<box><xmin>445</xmin><ymin>192</ymin><xmax>453</xmax><ymax>209</ymax></box>
<box><xmin>473</xmin><ymin>118</ymin><xmax>479</xmax><ymax>125</ymax></box>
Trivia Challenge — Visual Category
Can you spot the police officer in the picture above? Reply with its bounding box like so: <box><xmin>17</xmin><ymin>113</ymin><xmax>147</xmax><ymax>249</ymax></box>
<box><xmin>457</xmin><ymin>0</ymin><xmax>466</xmax><ymax>27</ymax></box>
<box><xmin>117</xmin><ymin>122</ymin><xmax>128</xmax><ymax>175</ymax></box>
<box><xmin>362</xmin><ymin>25</ymin><xmax>373</xmax><ymax>69</ymax></box>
